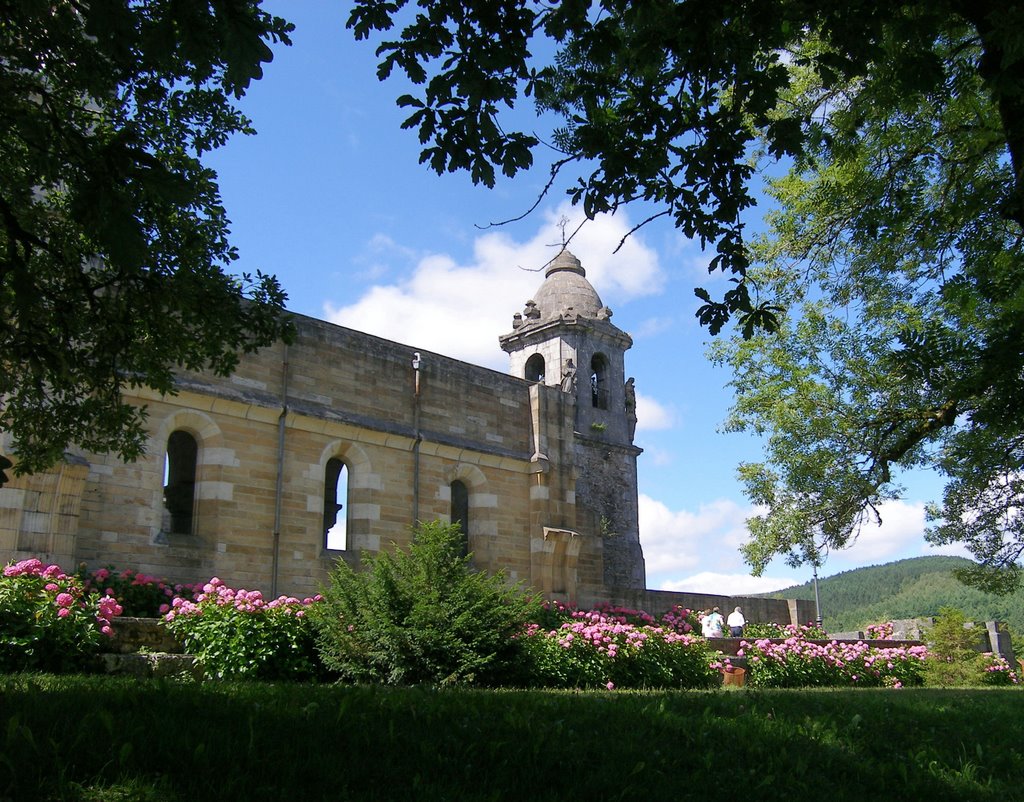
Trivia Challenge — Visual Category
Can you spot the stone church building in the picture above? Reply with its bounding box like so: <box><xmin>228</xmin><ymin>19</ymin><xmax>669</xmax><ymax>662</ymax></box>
<box><xmin>0</xmin><ymin>249</ymin><xmax>815</xmax><ymax>623</ymax></box>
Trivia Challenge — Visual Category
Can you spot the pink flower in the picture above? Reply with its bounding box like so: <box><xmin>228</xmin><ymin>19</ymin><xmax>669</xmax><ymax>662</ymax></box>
<box><xmin>57</xmin><ymin>608</ymin><xmax>70</xmax><ymax>618</ymax></box>
<box><xmin>55</xmin><ymin>592</ymin><xmax>74</xmax><ymax>608</ymax></box>
<box><xmin>605</xmin><ymin>681</ymin><xmax>615</xmax><ymax>690</ymax></box>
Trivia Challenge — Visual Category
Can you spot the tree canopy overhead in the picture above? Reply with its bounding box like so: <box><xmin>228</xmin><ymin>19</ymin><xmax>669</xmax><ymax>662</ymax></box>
<box><xmin>350</xmin><ymin>0</ymin><xmax>1024</xmax><ymax>591</ymax></box>
<box><xmin>1</xmin><ymin>1</ymin><xmax>295</xmax><ymax>475</ymax></box>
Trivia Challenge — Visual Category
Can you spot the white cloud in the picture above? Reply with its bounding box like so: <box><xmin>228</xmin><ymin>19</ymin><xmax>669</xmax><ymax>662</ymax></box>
<box><xmin>640</xmin><ymin>445</ymin><xmax>675</xmax><ymax>467</ymax></box>
<box><xmin>632</xmin><ymin>316</ymin><xmax>676</xmax><ymax>338</ymax></box>
<box><xmin>836</xmin><ymin>499</ymin><xmax>927</xmax><ymax>564</ymax></box>
<box><xmin>635</xmin><ymin>392</ymin><xmax>674</xmax><ymax>431</ymax></box>
<box><xmin>922</xmin><ymin>540</ymin><xmax>973</xmax><ymax>560</ymax></box>
<box><xmin>323</xmin><ymin>203</ymin><xmax>665</xmax><ymax>370</ymax></box>
<box><xmin>658</xmin><ymin>571</ymin><xmax>802</xmax><ymax>597</ymax></box>
<box><xmin>349</xmin><ymin>233</ymin><xmax>418</xmax><ymax>281</ymax></box>
<box><xmin>638</xmin><ymin>494</ymin><xmax>943</xmax><ymax>596</ymax></box>
<box><xmin>638</xmin><ymin>493</ymin><xmax>754</xmax><ymax>580</ymax></box>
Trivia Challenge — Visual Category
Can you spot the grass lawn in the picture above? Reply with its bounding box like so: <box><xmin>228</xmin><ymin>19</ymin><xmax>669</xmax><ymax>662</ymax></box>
<box><xmin>1</xmin><ymin>674</ymin><xmax>1021</xmax><ymax>801</ymax></box>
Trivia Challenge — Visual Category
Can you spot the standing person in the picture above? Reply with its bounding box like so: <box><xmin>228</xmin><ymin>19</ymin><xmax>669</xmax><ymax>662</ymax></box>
<box><xmin>703</xmin><ymin>606</ymin><xmax>724</xmax><ymax>638</ymax></box>
<box><xmin>727</xmin><ymin>606</ymin><xmax>746</xmax><ymax>638</ymax></box>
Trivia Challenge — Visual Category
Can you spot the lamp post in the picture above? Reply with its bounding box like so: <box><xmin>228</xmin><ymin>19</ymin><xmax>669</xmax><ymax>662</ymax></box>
<box><xmin>812</xmin><ymin>561</ymin><xmax>822</xmax><ymax>628</ymax></box>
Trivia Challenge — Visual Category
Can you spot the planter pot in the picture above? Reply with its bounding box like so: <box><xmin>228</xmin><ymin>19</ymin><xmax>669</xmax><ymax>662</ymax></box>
<box><xmin>721</xmin><ymin>667</ymin><xmax>746</xmax><ymax>687</ymax></box>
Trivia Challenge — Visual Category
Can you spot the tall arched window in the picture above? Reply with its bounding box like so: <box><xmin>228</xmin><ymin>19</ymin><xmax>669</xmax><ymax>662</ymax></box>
<box><xmin>525</xmin><ymin>353</ymin><xmax>545</xmax><ymax>383</ymax></box>
<box><xmin>324</xmin><ymin>457</ymin><xmax>349</xmax><ymax>550</ymax></box>
<box><xmin>450</xmin><ymin>479</ymin><xmax>469</xmax><ymax>557</ymax></box>
<box><xmin>591</xmin><ymin>353</ymin><xmax>609</xmax><ymax>409</ymax></box>
<box><xmin>163</xmin><ymin>430</ymin><xmax>197</xmax><ymax>534</ymax></box>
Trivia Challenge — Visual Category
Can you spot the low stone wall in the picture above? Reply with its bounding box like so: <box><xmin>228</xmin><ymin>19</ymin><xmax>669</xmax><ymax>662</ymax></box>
<box><xmin>706</xmin><ymin>636</ymin><xmax>920</xmax><ymax>657</ymax></box>
<box><xmin>609</xmin><ymin>587</ymin><xmax>818</xmax><ymax>629</ymax></box>
<box><xmin>832</xmin><ymin>618</ymin><xmax>1016</xmax><ymax>665</ymax></box>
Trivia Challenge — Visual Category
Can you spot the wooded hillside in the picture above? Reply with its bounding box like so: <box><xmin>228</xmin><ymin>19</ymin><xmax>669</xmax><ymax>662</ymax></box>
<box><xmin>762</xmin><ymin>556</ymin><xmax>1024</xmax><ymax>637</ymax></box>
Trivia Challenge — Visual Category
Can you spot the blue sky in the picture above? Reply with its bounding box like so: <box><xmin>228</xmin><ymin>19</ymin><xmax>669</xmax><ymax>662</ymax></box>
<box><xmin>206</xmin><ymin>2</ymin><xmax>965</xmax><ymax>597</ymax></box>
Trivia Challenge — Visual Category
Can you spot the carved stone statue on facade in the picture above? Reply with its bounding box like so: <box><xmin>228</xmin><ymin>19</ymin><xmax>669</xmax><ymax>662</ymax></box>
<box><xmin>625</xmin><ymin>377</ymin><xmax>637</xmax><ymax>440</ymax></box>
<box><xmin>561</xmin><ymin>359</ymin><xmax>577</xmax><ymax>393</ymax></box>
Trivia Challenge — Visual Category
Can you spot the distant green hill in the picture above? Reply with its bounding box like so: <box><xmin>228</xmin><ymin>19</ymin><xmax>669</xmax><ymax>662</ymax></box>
<box><xmin>760</xmin><ymin>556</ymin><xmax>1024</xmax><ymax>637</ymax></box>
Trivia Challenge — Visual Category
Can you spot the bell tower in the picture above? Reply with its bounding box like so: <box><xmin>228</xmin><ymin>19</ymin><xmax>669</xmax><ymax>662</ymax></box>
<box><xmin>500</xmin><ymin>250</ymin><xmax>646</xmax><ymax>597</ymax></box>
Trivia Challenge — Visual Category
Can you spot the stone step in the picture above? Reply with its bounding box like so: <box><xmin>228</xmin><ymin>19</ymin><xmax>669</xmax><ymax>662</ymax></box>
<box><xmin>105</xmin><ymin>616</ymin><xmax>183</xmax><ymax>655</ymax></box>
<box><xmin>92</xmin><ymin>652</ymin><xmax>203</xmax><ymax>680</ymax></box>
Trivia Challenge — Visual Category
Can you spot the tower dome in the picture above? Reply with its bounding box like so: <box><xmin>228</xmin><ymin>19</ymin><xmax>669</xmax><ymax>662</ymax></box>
<box><xmin>529</xmin><ymin>250</ymin><xmax>605</xmax><ymax>323</ymax></box>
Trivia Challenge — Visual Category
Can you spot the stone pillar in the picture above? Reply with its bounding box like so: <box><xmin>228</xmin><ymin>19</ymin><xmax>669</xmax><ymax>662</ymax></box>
<box><xmin>0</xmin><ymin>454</ymin><xmax>89</xmax><ymax>570</ymax></box>
<box><xmin>985</xmin><ymin>621</ymin><xmax>1015</xmax><ymax>665</ymax></box>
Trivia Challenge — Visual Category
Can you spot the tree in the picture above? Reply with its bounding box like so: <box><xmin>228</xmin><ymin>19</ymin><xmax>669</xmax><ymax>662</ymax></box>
<box><xmin>1</xmin><ymin>1</ymin><xmax>295</xmax><ymax>475</ymax></box>
<box><xmin>714</xmin><ymin>23</ymin><xmax>1024</xmax><ymax>593</ymax></box>
<box><xmin>349</xmin><ymin>1</ymin><xmax>1024</xmax><ymax>592</ymax></box>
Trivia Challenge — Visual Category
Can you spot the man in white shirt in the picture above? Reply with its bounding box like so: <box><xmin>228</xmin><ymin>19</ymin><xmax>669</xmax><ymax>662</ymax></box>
<box><xmin>727</xmin><ymin>606</ymin><xmax>746</xmax><ymax>637</ymax></box>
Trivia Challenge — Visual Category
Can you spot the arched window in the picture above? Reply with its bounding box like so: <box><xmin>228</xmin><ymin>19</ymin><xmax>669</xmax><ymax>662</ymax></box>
<box><xmin>324</xmin><ymin>457</ymin><xmax>349</xmax><ymax>550</ymax></box>
<box><xmin>591</xmin><ymin>353</ymin><xmax>609</xmax><ymax>409</ymax></box>
<box><xmin>525</xmin><ymin>353</ymin><xmax>545</xmax><ymax>383</ymax></box>
<box><xmin>450</xmin><ymin>479</ymin><xmax>470</xmax><ymax>557</ymax></box>
<box><xmin>163</xmin><ymin>430</ymin><xmax>197</xmax><ymax>534</ymax></box>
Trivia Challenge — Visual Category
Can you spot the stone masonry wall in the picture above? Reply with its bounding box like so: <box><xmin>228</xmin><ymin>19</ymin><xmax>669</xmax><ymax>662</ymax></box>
<box><xmin>2</xmin><ymin>314</ymin><xmax>627</xmax><ymax>601</ymax></box>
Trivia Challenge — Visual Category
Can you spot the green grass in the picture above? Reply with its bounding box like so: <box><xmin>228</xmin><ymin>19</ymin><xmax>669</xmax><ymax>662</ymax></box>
<box><xmin>1</xmin><ymin>674</ymin><xmax>1022</xmax><ymax>801</ymax></box>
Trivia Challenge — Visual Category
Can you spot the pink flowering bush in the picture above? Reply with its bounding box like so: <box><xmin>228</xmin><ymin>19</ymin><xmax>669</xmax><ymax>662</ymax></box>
<box><xmin>865</xmin><ymin>621</ymin><xmax>895</xmax><ymax>640</ymax></box>
<box><xmin>162</xmin><ymin>577</ymin><xmax>323</xmax><ymax>681</ymax></box>
<box><xmin>519</xmin><ymin>606</ymin><xmax>720</xmax><ymax>689</ymax></box>
<box><xmin>533</xmin><ymin>601</ymin><xmax>697</xmax><ymax>636</ymax></box>
<box><xmin>979</xmin><ymin>653</ymin><xmax>1021</xmax><ymax>686</ymax></box>
<box><xmin>1</xmin><ymin>558</ymin><xmax>122</xmax><ymax>673</ymax></box>
<box><xmin>739</xmin><ymin>627</ymin><xmax>928</xmax><ymax>689</ymax></box>
<box><xmin>77</xmin><ymin>565</ymin><xmax>202</xmax><ymax>618</ymax></box>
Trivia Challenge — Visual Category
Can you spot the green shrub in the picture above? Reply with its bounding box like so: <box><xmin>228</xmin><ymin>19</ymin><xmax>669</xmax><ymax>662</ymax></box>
<box><xmin>919</xmin><ymin>650</ymin><xmax>1021</xmax><ymax>687</ymax></box>
<box><xmin>311</xmin><ymin>521</ymin><xmax>537</xmax><ymax>686</ymax></box>
<box><xmin>743</xmin><ymin>621</ymin><xmax>828</xmax><ymax>640</ymax></box>
<box><xmin>920</xmin><ymin>608</ymin><xmax>1021</xmax><ymax>686</ymax></box>
<box><xmin>743</xmin><ymin>621</ymin><xmax>786</xmax><ymax>639</ymax></box>
<box><xmin>920</xmin><ymin>654</ymin><xmax>986</xmax><ymax>687</ymax></box>
<box><xmin>1</xmin><ymin>558</ymin><xmax>121</xmax><ymax>673</ymax></box>
<box><xmin>925</xmin><ymin>606</ymin><xmax>981</xmax><ymax>662</ymax></box>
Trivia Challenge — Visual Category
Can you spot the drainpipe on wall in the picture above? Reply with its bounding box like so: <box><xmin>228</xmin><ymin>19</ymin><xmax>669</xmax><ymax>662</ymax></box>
<box><xmin>271</xmin><ymin>343</ymin><xmax>289</xmax><ymax>598</ymax></box>
<box><xmin>412</xmin><ymin>352</ymin><xmax>422</xmax><ymax>525</ymax></box>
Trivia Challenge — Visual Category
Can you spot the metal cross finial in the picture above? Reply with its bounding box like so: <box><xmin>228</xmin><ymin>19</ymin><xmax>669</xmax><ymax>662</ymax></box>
<box><xmin>545</xmin><ymin>216</ymin><xmax>572</xmax><ymax>250</ymax></box>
